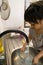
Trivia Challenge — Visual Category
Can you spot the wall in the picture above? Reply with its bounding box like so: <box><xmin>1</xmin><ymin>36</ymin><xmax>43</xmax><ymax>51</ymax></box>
<box><xmin>0</xmin><ymin>0</ymin><xmax>39</xmax><ymax>34</ymax></box>
<box><xmin>0</xmin><ymin>0</ymin><xmax>25</xmax><ymax>33</ymax></box>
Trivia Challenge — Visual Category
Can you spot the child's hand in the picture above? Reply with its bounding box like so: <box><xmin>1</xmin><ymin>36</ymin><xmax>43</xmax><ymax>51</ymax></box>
<box><xmin>32</xmin><ymin>56</ymin><xmax>39</xmax><ymax>65</ymax></box>
<box><xmin>20</xmin><ymin>44</ymin><xmax>26</xmax><ymax>51</ymax></box>
<box><xmin>20</xmin><ymin>39</ymin><xmax>26</xmax><ymax>51</ymax></box>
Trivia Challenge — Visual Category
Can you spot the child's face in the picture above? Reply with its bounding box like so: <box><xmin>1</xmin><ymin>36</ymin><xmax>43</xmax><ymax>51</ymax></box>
<box><xmin>30</xmin><ymin>19</ymin><xmax>43</xmax><ymax>30</ymax></box>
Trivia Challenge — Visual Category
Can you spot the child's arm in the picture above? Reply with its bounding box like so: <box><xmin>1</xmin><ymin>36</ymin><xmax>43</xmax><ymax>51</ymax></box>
<box><xmin>33</xmin><ymin>49</ymin><xmax>43</xmax><ymax>64</ymax></box>
<box><xmin>20</xmin><ymin>38</ymin><xmax>26</xmax><ymax>51</ymax></box>
<box><xmin>36</xmin><ymin>49</ymin><xmax>43</xmax><ymax>59</ymax></box>
<box><xmin>20</xmin><ymin>33</ymin><xmax>32</xmax><ymax>51</ymax></box>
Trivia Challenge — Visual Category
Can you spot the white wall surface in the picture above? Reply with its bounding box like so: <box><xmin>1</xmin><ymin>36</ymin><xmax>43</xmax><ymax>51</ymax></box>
<box><xmin>0</xmin><ymin>0</ymin><xmax>25</xmax><ymax>32</ymax></box>
<box><xmin>0</xmin><ymin>0</ymin><xmax>39</xmax><ymax>34</ymax></box>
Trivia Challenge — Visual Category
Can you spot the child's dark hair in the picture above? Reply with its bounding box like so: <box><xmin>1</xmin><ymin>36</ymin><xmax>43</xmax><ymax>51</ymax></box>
<box><xmin>24</xmin><ymin>1</ymin><xmax>43</xmax><ymax>24</ymax></box>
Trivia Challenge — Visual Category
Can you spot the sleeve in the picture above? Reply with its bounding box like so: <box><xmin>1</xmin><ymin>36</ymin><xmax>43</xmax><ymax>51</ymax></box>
<box><xmin>29</xmin><ymin>28</ymin><xmax>33</xmax><ymax>37</ymax></box>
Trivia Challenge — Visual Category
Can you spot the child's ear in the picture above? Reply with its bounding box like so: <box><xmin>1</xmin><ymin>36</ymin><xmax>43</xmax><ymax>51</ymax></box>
<box><xmin>37</xmin><ymin>20</ymin><xmax>40</xmax><ymax>23</ymax></box>
<box><xmin>37</xmin><ymin>19</ymin><xmax>42</xmax><ymax>24</ymax></box>
<box><xmin>40</xmin><ymin>19</ymin><xmax>43</xmax><ymax>27</ymax></box>
<box><xmin>41</xmin><ymin>19</ymin><xmax>43</xmax><ymax>24</ymax></box>
<box><xmin>40</xmin><ymin>19</ymin><xmax>43</xmax><ymax>24</ymax></box>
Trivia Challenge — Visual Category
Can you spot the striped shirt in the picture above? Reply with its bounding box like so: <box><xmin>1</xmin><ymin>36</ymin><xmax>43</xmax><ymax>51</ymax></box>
<box><xmin>29</xmin><ymin>28</ymin><xmax>43</xmax><ymax>50</ymax></box>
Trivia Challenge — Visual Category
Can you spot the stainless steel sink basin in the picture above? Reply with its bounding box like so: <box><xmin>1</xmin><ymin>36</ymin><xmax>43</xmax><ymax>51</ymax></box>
<box><xmin>12</xmin><ymin>45</ymin><xmax>30</xmax><ymax>65</ymax></box>
<box><xmin>11</xmin><ymin>46</ymin><xmax>43</xmax><ymax>65</ymax></box>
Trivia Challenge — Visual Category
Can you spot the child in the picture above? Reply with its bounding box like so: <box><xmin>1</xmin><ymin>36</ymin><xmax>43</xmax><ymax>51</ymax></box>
<box><xmin>22</xmin><ymin>0</ymin><xmax>43</xmax><ymax>65</ymax></box>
